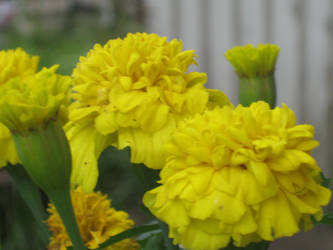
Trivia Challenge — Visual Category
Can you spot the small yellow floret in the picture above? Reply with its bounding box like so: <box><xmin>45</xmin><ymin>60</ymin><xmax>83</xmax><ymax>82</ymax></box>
<box><xmin>68</xmin><ymin>32</ymin><xmax>231</xmax><ymax>191</ymax></box>
<box><xmin>0</xmin><ymin>65</ymin><xmax>71</xmax><ymax>134</ymax></box>
<box><xmin>0</xmin><ymin>48</ymin><xmax>39</xmax><ymax>85</ymax></box>
<box><xmin>143</xmin><ymin>101</ymin><xmax>331</xmax><ymax>250</ymax></box>
<box><xmin>47</xmin><ymin>187</ymin><xmax>139</xmax><ymax>250</ymax></box>
<box><xmin>225</xmin><ymin>44</ymin><xmax>280</xmax><ymax>78</ymax></box>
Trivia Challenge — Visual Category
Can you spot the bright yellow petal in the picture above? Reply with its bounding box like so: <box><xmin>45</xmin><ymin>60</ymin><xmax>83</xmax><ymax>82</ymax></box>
<box><xmin>257</xmin><ymin>191</ymin><xmax>299</xmax><ymax>240</ymax></box>
<box><xmin>180</xmin><ymin>219</ymin><xmax>231</xmax><ymax>250</ymax></box>
<box><xmin>207</xmin><ymin>89</ymin><xmax>234</xmax><ymax>109</ymax></box>
<box><xmin>66</xmin><ymin>122</ymin><xmax>114</xmax><ymax>192</ymax></box>
<box><xmin>117</xmin><ymin>118</ymin><xmax>176</xmax><ymax>169</ymax></box>
<box><xmin>0</xmin><ymin>122</ymin><xmax>19</xmax><ymax>167</ymax></box>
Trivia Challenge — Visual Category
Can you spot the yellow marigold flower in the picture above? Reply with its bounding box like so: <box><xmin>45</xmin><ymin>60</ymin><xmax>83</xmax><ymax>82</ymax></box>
<box><xmin>0</xmin><ymin>48</ymin><xmax>39</xmax><ymax>167</ymax></box>
<box><xmin>0</xmin><ymin>48</ymin><xmax>39</xmax><ymax>85</ymax></box>
<box><xmin>68</xmin><ymin>32</ymin><xmax>231</xmax><ymax>191</ymax></box>
<box><xmin>225</xmin><ymin>44</ymin><xmax>280</xmax><ymax>78</ymax></box>
<box><xmin>0</xmin><ymin>65</ymin><xmax>71</xmax><ymax>134</ymax></box>
<box><xmin>143</xmin><ymin>101</ymin><xmax>331</xmax><ymax>250</ymax></box>
<box><xmin>47</xmin><ymin>187</ymin><xmax>139</xmax><ymax>250</ymax></box>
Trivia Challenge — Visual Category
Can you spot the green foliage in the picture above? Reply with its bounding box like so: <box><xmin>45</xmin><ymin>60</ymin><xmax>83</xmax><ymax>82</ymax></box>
<box><xmin>223</xmin><ymin>241</ymin><xmax>270</xmax><ymax>250</ymax></box>
<box><xmin>5</xmin><ymin>165</ymin><xmax>50</xmax><ymax>244</ymax></box>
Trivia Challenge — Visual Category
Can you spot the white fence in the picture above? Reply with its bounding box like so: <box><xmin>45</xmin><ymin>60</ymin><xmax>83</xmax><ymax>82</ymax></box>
<box><xmin>144</xmin><ymin>0</ymin><xmax>333</xmax><ymax>175</ymax></box>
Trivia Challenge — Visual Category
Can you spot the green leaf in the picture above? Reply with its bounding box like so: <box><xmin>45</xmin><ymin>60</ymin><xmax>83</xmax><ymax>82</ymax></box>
<box><xmin>223</xmin><ymin>241</ymin><xmax>270</xmax><ymax>250</ymax></box>
<box><xmin>139</xmin><ymin>233</ymin><xmax>164</xmax><ymax>250</ymax></box>
<box><xmin>316</xmin><ymin>211</ymin><xmax>333</xmax><ymax>225</ymax></box>
<box><xmin>5</xmin><ymin>164</ymin><xmax>50</xmax><ymax>245</ymax></box>
<box><xmin>94</xmin><ymin>223</ymin><xmax>160</xmax><ymax>250</ymax></box>
<box><xmin>320</xmin><ymin>172</ymin><xmax>332</xmax><ymax>188</ymax></box>
<box><xmin>158</xmin><ymin>221</ymin><xmax>180</xmax><ymax>250</ymax></box>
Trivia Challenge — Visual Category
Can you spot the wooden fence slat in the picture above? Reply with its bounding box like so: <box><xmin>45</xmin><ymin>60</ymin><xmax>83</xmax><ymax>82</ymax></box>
<box><xmin>272</xmin><ymin>0</ymin><xmax>299</xmax><ymax>113</ymax></box>
<box><xmin>209</xmin><ymin>0</ymin><xmax>237</xmax><ymax>103</ymax></box>
<box><xmin>240</xmin><ymin>0</ymin><xmax>266</xmax><ymax>44</ymax></box>
<box><xmin>304</xmin><ymin>0</ymin><xmax>331</xmax><ymax>171</ymax></box>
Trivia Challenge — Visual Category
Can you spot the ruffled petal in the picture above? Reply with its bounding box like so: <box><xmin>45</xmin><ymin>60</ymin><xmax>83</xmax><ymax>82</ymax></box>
<box><xmin>66</xmin><ymin>122</ymin><xmax>115</xmax><ymax>192</ymax></box>
<box><xmin>257</xmin><ymin>191</ymin><xmax>299</xmax><ymax>240</ymax></box>
<box><xmin>117</xmin><ymin>118</ymin><xmax>177</xmax><ymax>169</ymax></box>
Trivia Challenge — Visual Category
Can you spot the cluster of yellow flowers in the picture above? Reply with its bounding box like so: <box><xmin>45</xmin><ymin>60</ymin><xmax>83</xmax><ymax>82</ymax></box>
<box><xmin>0</xmin><ymin>33</ymin><xmax>331</xmax><ymax>250</ymax></box>
<box><xmin>67</xmin><ymin>32</ymin><xmax>230</xmax><ymax>191</ymax></box>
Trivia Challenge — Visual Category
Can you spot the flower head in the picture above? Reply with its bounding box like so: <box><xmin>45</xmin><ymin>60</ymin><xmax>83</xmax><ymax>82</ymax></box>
<box><xmin>0</xmin><ymin>48</ymin><xmax>39</xmax><ymax>85</ymax></box>
<box><xmin>225</xmin><ymin>44</ymin><xmax>280</xmax><ymax>78</ymax></box>
<box><xmin>0</xmin><ymin>48</ymin><xmax>39</xmax><ymax>167</ymax></box>
<box><xmin>68</xmin><ymin>32</ymin><xmax>231</xmax><ymax>191</ymax></box>
<box><xmin>47</xmin><ymin>187</ymin><xmax>139</xmax><ymax>250</ymax></box>
<box><xmin>143</xmin><ymin>101</ymin><xmax>331</xmax><ymax>250</ymax></box>
<box><xmin>0</xmin><ymin>65</ymin><xmax>71</xmax><ymax>134</ymax></box>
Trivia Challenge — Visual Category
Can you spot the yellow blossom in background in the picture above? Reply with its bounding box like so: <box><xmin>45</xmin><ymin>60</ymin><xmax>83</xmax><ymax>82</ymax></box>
<box><xmin>0</xmin><ymin>48</ymin><xmax>39</xmax><ymax>167</ymax></box>
<box><xmin>0</xmin><ymin>65</ymin><xmax>71</xmax><ymax>134</ymax></box>
<box><xmin>0</xmin><ymin>48</ymin><xmax>39</xmax><ymax>86</ymax></box>
<box><xmin>143</xmin><ymin>101</ymin><xmax>331</xmax><ymax>250</ymax></box>
<box><xmin>47</xmin><ymin>187</ymin><xmax>139</xmax><ymax>250</ymax></box>
<box><xmin>68</xmin><ymin>32</ymin><xmax>231</xmax><ymax>191</ymax></box>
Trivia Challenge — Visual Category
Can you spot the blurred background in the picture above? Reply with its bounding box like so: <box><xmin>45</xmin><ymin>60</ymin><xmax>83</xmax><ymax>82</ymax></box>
<box><xmin>0</xmin><ymin>0</ymin><xmax>332</xmax><ymax>249</ymax></box>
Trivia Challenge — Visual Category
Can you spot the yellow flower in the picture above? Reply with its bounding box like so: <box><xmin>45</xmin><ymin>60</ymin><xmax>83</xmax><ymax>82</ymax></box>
<box><xmin>143</xmin><ymin>101</ymin><xmax>331</xmax><ymax>250</ymax></box>
<box><xmin>68</xmin><ymin>32</ymin><xmax>231</xmax><ymax>191</ymax></box>
<box><xmin>0</xmin><ymin>65</ymin><xmax>71</xmax><ymax>134</ymax></box>
<box><xmin>47</xmin><ymin>187</ymin><xmax>139</xmax><ymax>250</ymax></box>
<box><xmin>0</xmin><ymin>48</ymin><xmax>39</xmax><ymax>167</ymax></box>
<box><xmin>225</xmin><ymin>44</ymin><xmax>280</xmax><ymax>78</ymax></box>
<box><xmin>0</xmin><ymin>48</ymin><xmax>39</xmax><ymax>86</ymax></box>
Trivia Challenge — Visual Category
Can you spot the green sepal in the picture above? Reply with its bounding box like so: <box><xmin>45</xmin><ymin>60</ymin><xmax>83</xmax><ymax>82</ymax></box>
<box><xmin>12</xmin><ymin>119</ymin><xmax>87</xmax><ymax>250</ymax></box>
<box><xmin>12</xmin><ymin>119</ymin><xmax>71</xmax><ymax>196</ymax></box>
<box><xmin>238</xmin><ymin>75</ymin><xmax>276</xmax><ymax>108</ymax></box>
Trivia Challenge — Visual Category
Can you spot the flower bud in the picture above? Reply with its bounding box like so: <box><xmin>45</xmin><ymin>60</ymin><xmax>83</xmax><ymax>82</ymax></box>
<box><xmin>225</xmin><ymin>44</ymin><xmax>280</xmax><ymax>108</ymax></box>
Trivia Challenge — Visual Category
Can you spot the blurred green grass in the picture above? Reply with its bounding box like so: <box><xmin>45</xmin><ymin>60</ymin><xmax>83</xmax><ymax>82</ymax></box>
<box><xmin>1</xmin><ymin>18</ymin><xmax>144</xmax><ymax>75</ymax></box>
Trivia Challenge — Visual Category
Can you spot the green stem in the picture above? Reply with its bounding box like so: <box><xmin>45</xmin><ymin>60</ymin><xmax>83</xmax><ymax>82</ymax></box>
<box><xmin>50</xmin><ymin>190</ymin><xmax>87</xmax><ymax>250</ymax></box>
<box><xmin>12</xmin><ymin>120</ymin><xmax>87</xmax><ymax>250</ymax></box>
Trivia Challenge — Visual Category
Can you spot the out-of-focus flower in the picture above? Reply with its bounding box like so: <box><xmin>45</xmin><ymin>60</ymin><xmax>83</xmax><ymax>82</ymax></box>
<box><xmin>47</xmin><ymin>187</ymin><xmax>139</xmax><ymax>250</ymax></box>
<box><xmin>225</xmin><ymin>44</ymin><xmax>280</xmax><ymax>108</ymax></box>
<box><xmin>0</xmin><ymin>65</ymin><xmax>71</xmax><ymax>134</ymax></box>
<box><xmin>0</xmin><ymin>48</ymin><xmax>39</xmax><ymax>167</ymax></box>
<box><xmin>143</xmin><ymin>101</ymin><xmax>331</xmax><ymax>250</ymax></box>
<box><xmin>0</xmin><ymin>48</ymin><xmax>39</xmax><ymax>86</ymax></box>
<box><xmin>68</xmin><ymin>32</ymin><xmax>231</xmax><ymax>191</ymax></box>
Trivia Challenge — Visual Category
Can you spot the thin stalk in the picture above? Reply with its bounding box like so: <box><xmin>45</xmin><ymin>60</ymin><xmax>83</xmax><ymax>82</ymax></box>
<box><xmin>50</xmin><ymin>190</ymin><xmax>87</xmax><ymax>250</ymax></box>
